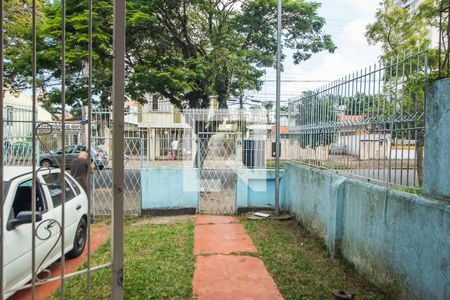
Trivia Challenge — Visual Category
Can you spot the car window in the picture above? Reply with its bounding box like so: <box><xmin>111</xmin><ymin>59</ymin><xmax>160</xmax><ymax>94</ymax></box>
<box><xmin>64</xmin><ymin>146</ymin><xmax>75</xmax><ymax>154</ymax></box>
<box><xmin>42</xmin><ymin>173</ymin><xmax>77</xmax><ymax>207</ymax></box>
<box><xmin>66</xmin><ymin>176</ymin><xmax>81</xmax><ymax>196</ymax></box>
<box><xmin>10</xmin><ymin>179</ymin><xmax>47</xmax><ymax>220</ymax></box>
<box><xmin>75</xmin><ymin>146</ymin><xmax>87</xmax><ymax>153</ymax></box>
<box><xmin>3</xmin><ymin>181</ymin><xmax>9</xmax><ymax>201</ymax></box>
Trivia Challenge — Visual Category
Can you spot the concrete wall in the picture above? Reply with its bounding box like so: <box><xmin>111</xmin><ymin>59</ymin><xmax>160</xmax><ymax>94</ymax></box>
<box><xmin>236</xmin><ymin>169</ymin><xmax>285</xmax><ymax>211</ymax></box>
<box><xmin>283</xmin><ymin>162</ymin><xmax>450</xmax><ymax>300</ymax></box>
<box><xmin>141</xmin><ymin>168</ymin><xmax>199</xmax><ymax>210</ymax></box>
<box><xmin>141</xmin><ymin>168</ymin><xmax>285</xmax><ymax>213</ymax></box>
<box><xmin>424</xmin><ymin>77</ymin><xmax>450</xmax><ymax>198</ymax></box>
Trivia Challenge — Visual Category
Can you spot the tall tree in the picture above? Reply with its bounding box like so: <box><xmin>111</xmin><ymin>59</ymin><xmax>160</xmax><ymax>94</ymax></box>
<box><xmin>7</xmin><ymin>0</ymin><xmax>336</xmax><ymax>115</ymax></box>
<box><xmin>365</xmin><ymin>0</ymin><xmax>441</xmax><ymax>69</ymax></box>
<box><xmin>3</xmin><ymin>0</ymin><xmax>45</xmax><ymax>91</ymax></box>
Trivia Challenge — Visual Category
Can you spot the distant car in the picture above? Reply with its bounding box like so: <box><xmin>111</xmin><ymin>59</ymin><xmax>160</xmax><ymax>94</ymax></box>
<box><xmin>2</xmin><ymin>166</ymin><xmax>88</xmax><ymax>298</ymax></box>
<box><xmin>39</xmin><ymin>145</ymin><xmax>108</xmax><ymax>170</ymax></box>
<box><xmin>329</xmin><ymin>144</ymin><xmax>348</xmax><ymax>155</ymax></box>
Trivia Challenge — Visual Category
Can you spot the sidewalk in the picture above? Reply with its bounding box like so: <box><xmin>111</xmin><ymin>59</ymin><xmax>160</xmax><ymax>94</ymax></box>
<box><xmin>193</xmin><ymin>215</ymin><xmax>283</xmax><ymax>300</ymax></box>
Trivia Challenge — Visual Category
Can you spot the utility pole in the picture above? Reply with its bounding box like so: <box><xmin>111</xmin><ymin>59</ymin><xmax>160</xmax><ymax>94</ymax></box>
<box><xmin>274</xmin><ymin>0</ymin><xmax>282</xmax><ymax>215</ymax></box>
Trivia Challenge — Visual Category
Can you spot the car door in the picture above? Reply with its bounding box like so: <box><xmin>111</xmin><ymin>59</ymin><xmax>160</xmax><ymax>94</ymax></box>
<box><xmin>3</xmin><ymin>175</ymin><xmax>58</xmax><ymax>295</ymax></box>
<box><xmin>41</xmin><ymin>171</ymin><xmax>81</xmax><ymax>256</ymax></box>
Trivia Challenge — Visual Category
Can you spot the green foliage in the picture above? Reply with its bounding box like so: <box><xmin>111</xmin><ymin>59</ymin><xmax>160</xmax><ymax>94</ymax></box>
<box><xmin>344</xmin><ymin>93</ymin><xmax>394</xmax><ymax>116</ymax></box>
<box><xmin>265</xmin><ymin>160</ymin><xmax>286</xmax><ymax>169</ymax></box>
<box><xmin>263</xmin><ymin>101</ymin><xmax>274</xmax><ymax>111</ymax></box>
<box><xmin>366</xmin><ymin>0</ymin><xmax>442</xmax><ymax>75</ymax></box>
<box><xmin>3</xmin><ymin>0</ymin><xmax>45</xmax><ymax>90</ymax></box>
<box><xmin>400</xmin><ymin>186</ymin><xmax>424</xmax><ymax>195</ymax></box>
<box><xmin>366</xmin><ymin>0</ymin><xmax>438</xmax><ymax>58</ymax></box>
<box><xmin>6</xmin><ymin>0</ymin><xmax>336</xmax><ymax>114</ymax></box>
<box><xmin>323</xmin><ymin>162</ymin><xmax>351</xmax><ymax>170</ymax></box>
<box><xmin>293</xmin><ymin>91</ymin><xmax>337</xmax><ymax>147</ymax></box>
<box><xmin>4</xmin><ymin>0</ymin><xmax>112</xmax><ymax>115</ymax></box>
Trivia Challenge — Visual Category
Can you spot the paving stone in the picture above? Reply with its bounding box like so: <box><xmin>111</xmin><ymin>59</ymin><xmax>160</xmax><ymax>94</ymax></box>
<box><xmin>194</xmin><ymin>223</ymin><xmax>257</xmax><ymax>255</ymax></box>
<box><xmin>193</xmin><ymin>255</ymin><xmax>283</xmax><ymax>300</ymax></box>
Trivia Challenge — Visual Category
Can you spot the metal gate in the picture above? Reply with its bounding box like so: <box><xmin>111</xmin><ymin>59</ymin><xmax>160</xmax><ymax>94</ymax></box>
<box><xmin>92</xmin><ymin>137</ymin><xmax>142</xmax><ymax>216</ymax></box>
<box><xmin>198</xmin><ymin>132</ymin><xmax>242</xmax><ymax>215</ymax></box>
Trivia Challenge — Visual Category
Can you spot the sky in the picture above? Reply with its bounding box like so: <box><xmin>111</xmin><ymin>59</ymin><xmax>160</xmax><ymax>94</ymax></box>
<box><xmin>242</xmin><ymin>0</ymin><xmax>383</xmax><ymax>107</ymax></box>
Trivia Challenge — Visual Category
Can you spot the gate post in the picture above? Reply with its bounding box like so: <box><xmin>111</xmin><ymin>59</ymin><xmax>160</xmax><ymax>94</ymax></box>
<box><xmin>112</xmin><ymin>0</ymin><xmax>125</xmax><ymax>298</ymax></box>
<box><xmin>140</xmin><ymin>137</ymin><xmax>144</xmax><ymax>215</ymax></box>
<box><xmin>196</xmin><ymin>136</ymin><xmax>201</xmax><ymax>212</ymax></box>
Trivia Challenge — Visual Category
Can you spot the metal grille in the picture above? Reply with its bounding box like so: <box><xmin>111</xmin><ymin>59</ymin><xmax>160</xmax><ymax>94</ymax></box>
<box><xmin>198</xmin><ymin>132</ymin><xmax>241</xmax><ymax>215</ymax></box>
<box><xmin>288</xmin><ymin>50</ymin><xmax>428</xmax><ymax>187</ymax></box>
<box><xmin>1</xmin><ymin>0</ymin><xmax>125</xmax><ymax>298</ymax></box>
<box><xmin>92</xmin><ymin>137</ymin><xmax>142</xmax><ymax>216</ymax></box>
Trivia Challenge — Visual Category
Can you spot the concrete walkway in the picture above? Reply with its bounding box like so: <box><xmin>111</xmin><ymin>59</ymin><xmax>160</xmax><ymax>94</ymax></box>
<box><xmin>193</xmin><ymin>215</ymin><xmax>283</xmax><ymax>300</ymax></box>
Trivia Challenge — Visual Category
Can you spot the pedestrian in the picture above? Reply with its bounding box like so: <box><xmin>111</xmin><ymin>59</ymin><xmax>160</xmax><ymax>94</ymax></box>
<box><xmin>70</xmin><ymin>151</ymin><xmax>95</xmax><ymax>193</ymax></box>
<box><xmin>171</xmin><ymin>138</ymin><xmax>179</xmax><ymax>160</ymax></box>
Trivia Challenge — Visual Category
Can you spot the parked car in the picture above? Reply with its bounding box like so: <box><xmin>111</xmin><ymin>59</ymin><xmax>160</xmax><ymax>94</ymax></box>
<box><xmin>329</xmin><ymin>144</ymin><xmax>348</xmax><ymax>155</ymax></box>
<box><xmin>2</xmin><ymin>166</ymin><xmax>88</xmax><ymax>298</ymax></box>
<box><xmin>40</xmin><ymin>145</ymin><xmax>108</xmax><ymax>170</ymax></box>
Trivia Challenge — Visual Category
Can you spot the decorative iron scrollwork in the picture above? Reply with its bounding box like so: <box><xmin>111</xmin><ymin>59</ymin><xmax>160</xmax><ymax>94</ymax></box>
<box><xmin>34</xmin><ymin>218</ymin><xmax>62</xmax><ymax>282</ymax></box>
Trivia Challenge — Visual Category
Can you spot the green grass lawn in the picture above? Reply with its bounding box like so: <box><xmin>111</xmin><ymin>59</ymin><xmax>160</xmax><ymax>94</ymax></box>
<box><xmin>243</xmin><ymin>219</ymin><xmax>386</xmax><ymax>300</ymax></box>
<box><xmin>265</xmin><ymin>161</ymin><xmax>286</xmax><ymax>169</ymax></box>
<box><xmin>50</xmin><ymin>220</ymin><xmax>195</xmax><ymax>300</ymax></box>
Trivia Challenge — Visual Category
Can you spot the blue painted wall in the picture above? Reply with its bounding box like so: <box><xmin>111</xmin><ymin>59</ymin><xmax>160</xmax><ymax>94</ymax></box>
<box><xmin>283</xmin><ymin>162</ymin><xmax>450</xmax><ymax>300</ymax></box>
<box><xmin>424</xmin><ymin>77</ymin><xmax>450</xmax><ymax>198</ymax></box>
<box><xmin>141</xmin><ymin>168</ymin><xmax>199</xmax><ymax>209</ymax></box>
<box><xmin>236</xmin><ymin>169</ymin><xmax>284</xmax><ymax>210</ymax></box>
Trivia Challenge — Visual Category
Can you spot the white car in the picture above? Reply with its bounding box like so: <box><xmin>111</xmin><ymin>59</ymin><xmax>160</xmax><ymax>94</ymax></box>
<box><xmin>2</xmin><ymin>167</ymin><xmax>88</xmax><ymax>298</ymax></box>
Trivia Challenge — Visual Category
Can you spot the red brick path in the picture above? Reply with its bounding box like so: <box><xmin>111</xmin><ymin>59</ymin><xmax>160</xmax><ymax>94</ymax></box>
<box><xmin>193</xmin><ymin>215</ymin><xmax>283</xmax><ymax>300</ymax></box>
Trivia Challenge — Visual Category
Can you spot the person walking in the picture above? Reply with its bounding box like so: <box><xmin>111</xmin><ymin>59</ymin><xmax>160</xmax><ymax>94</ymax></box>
<box><xmin>171</xmin><ymin>138</ymin><xmax>180</xmax><ymax>160</ymax></box>
<box><xmin>70</xmin><ymin>151</ymin><xmax>95</xmax><ymax>192</ymax></box>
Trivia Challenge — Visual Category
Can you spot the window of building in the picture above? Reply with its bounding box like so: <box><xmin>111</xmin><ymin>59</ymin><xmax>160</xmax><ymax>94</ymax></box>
<box><xmin>6</xmin><ymin>105</ymin><xmax>13</xmax><ymax>126</ymax></box>
<box><xmin>152</xmin><ymin>95</ymin><xmax>159</xmax><ymax>111</ymax></box>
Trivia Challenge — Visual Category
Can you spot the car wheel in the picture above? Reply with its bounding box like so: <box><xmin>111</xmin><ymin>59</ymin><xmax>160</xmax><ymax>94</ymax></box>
<box><xmin>66</xmin><ymin>217</ymin><xmax>87</xmax><ymax>259</ymax></box>
<box><xmin>40</xmin><ymin>159</ymin><xmax>52</xmax><ymax>168</ymax></box>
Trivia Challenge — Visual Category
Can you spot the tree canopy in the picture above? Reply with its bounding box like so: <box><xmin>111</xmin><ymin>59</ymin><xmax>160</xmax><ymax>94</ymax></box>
<box><xmin>3</xmin><ymin>0</ymin><xmax>45</xmax><ymax>91</ymax></box>
<box><xmin>365</xmin><ymin>0</ymin><xmax>441</xmax><ymax>68</ymax></box>
<box><xmin>5</xmin><ymin>0</ymin><xmax>336</xmax><ymax>114</ymax></box>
